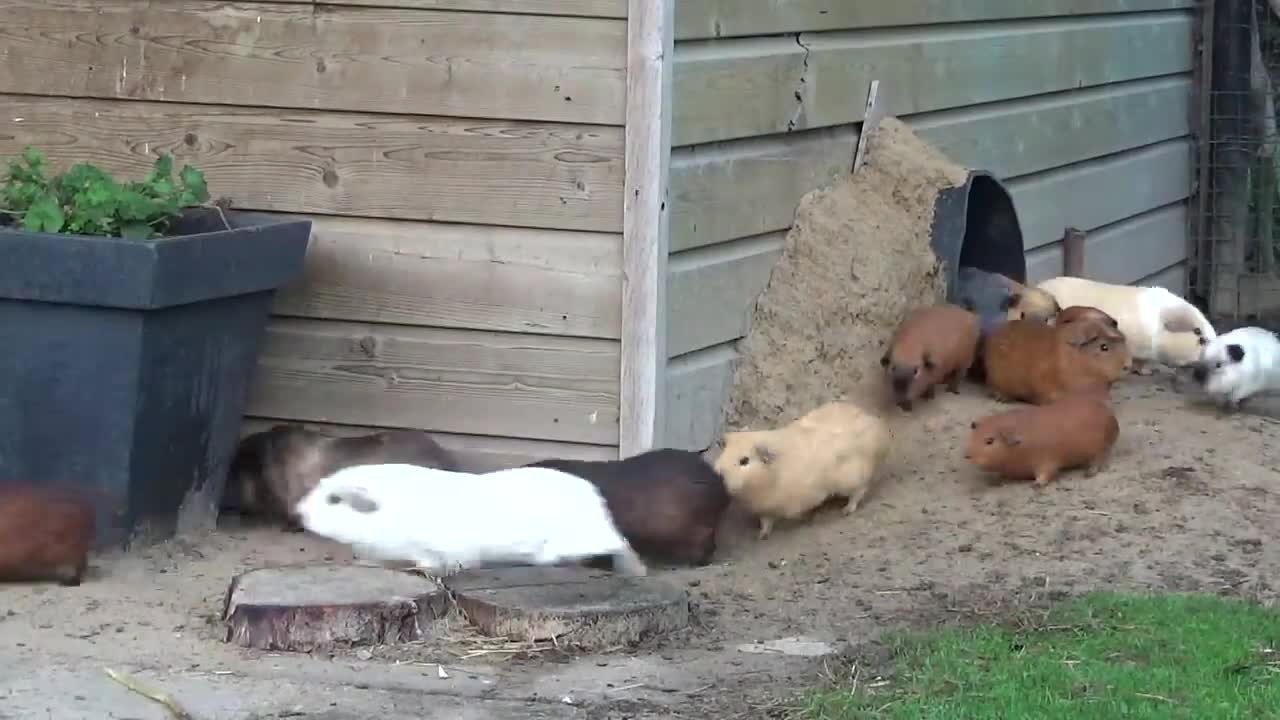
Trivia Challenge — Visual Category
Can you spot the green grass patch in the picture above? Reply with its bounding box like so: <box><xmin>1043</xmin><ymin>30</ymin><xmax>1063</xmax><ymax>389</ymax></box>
<box><xmin>799</xmin><ymin>592</ymin><xmax>1280</xmax><ymax>720</ymax></box>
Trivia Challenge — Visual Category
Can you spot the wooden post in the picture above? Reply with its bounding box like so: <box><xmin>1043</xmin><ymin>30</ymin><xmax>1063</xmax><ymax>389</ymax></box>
<box><xmin>1062</xmin><ymin>227</ymin><xmax>1086</xmax><ymax>277</ymax></box>
<box><xmin>619</xmin><ymin>0</ymin><xmax>674</xmax><ymax>458</ymax></box>
<box><xmin>851</xmin><ymin>80</ymin><xmax>887</xmax><ymax>174</ymax></box>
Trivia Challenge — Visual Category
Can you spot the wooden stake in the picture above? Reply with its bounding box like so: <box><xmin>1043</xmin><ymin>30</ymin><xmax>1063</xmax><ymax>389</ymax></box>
<box><xmin>1062</xmin><ymin>227</ymin><xmax>1086</xmax><ymax>277</ymax></box>
<box><xmin>851</xmin><ymin>80</ymin><xmax>886</xmax><ymax>174</ymax></box>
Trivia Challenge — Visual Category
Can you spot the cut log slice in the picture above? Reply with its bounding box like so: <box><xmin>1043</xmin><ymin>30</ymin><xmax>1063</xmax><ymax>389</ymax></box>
<box><xmin>443</xmin><ymin>566</ymin><xmax>690</xmax><ymax>651</ymax></box>
<box><xmin>222</xmin><ymin>563</ymin><xmax>448</xmax><ymax>652</ymax></box>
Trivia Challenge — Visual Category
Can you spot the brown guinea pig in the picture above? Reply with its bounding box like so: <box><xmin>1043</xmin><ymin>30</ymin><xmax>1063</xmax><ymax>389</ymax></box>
<box><xmin>227</xmin><ymin>424</ymin><xmax>459</xmax><ymax>530</ymax></box>
<box><xmin>964</xmin><ymin>390</ymin><xmax>1119</xmax><ymax>487</ymax></box>
<box><xmin>983</xmin><ymin>317</ymin><xmax>1132</xmax><ymax>405</ymax></box>
<box><xmin>1055</xmin><ymin>305</ymin><xmax>1120</xmax><ymax>330</ymax></box>
<box><xmin>880</xmin><ymin>303</ymin><xmax>981</xmax><ymax>411</ymax></box>
<box><xmin>528</xmin><ymin>449</ymin><xmax>730</xmax><ymax>566</ymax></box>
<box><xmin>0</xmin><ymin>483</ymin><xmax>95</xmax><ymax>586</ymax></box>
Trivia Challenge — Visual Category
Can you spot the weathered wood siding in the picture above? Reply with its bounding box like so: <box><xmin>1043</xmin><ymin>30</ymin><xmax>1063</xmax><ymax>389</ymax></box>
<box><xmin>0</xmin><ymin>0</ymin><xmax>627</xmax><ymax>470</ymax></box>
<box><xmin>664</xmin><ymin>1</ymin><xmax>1196</xmax><ymax>450</ymax></box>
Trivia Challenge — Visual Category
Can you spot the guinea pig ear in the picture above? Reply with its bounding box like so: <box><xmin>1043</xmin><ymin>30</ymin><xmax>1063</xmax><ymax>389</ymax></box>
<box><xmin>754</xmin><ymin>443</ymin><xmax>777</xmax><ymax>465</ymax></box>
<box><xmin>1227</xmin><ymin>343</ymin><xmax>1246</xmax><ymax>363</ymax></box>
<box><xmin>999</xmin><ymin>292</ymin><xmax>1021</xmax><ymax>312</ymax></box>
<box><xmin>330</xmin><ymin>489</ymin><xmax>380</xmax><ymax>514</ymax></box>
<box><xmin>997</xmin><ymin>430</ymin><xmax>1022</xmax><ymax>447</ymax></box>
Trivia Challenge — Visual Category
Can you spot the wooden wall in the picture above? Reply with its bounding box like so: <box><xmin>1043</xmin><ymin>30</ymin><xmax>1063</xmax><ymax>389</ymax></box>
<box><xmin>0</xmin><ymin>0</ymin><xmax>629</xmax><ymax>470</ymax></box>
<box><xmin>663</xmin><ymin>0</ymin><xmax>1197</xmax><ymax>450</ymax></box>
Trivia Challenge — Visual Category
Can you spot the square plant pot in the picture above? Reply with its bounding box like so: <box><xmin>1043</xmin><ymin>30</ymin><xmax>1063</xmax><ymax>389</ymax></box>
<box><xmin>0</xmin><ymin>208</ymin><xmax>311</xmax><ymax>548</ymax></box>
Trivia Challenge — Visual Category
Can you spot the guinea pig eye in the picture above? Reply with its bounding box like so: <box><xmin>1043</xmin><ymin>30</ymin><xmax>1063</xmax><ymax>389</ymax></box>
<box><xmin>738</xmin><ymin>456</ymin><xmax>750</xmax><ymax>467</ymax></box>
<box><xmin>1194</xmin><ymin>328</ymin><xmax>1203</xmax><ymax>336</ymax></box>
<box><xmin>326</xmin><ymin>493</ymin><xmax>341</xmax><ymax>505</ymax></box>
<box><xmin>985</xmin><ymin>437</ymin><xmax>995</xmax><ymax>445</ymax></box>
<box><xmin>1099</xmin><ymin>343</ymin><xmax>1109</xmax><ymax>352</ymax></box>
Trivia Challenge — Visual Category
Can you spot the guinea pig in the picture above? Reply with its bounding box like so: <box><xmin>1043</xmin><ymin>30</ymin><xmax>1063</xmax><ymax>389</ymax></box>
<box><xmin>0</xmin><ymin>483</ymin><xmax>95</xmax><ymax>586</ymax></box>
<box><xmin>983</xmin><ymin>317</ymin><xmax>1132</xmax><ymax>405</ymax></box>
<box><xmin>228</xmin><ymin>424</ymin><xmax>458</xmax><ymax>530</ymax></box>
<box><xmin>293</xmin><ymin>463</ymin><xmax>646</xmax><ymax>579</ymax></box>
<box><xmin>880</xmin><ymin>303</ymin><xmax>981</xmax><ymax>410</ymax></box>
<box><xmin>714</xmin><ymin>400</ymin><xmax>891</xmax><ymax>541</ymax></box>
<box><xmin>1036</xmin><ymin>276</ymin><xmax>1215</xmax><ymax>370</ymax></box>
<box><xmin>953</xmin><ymin>266</ymin><xmax>1023</xmax><ymax>338</ymax></box>
<box><xmin>965</xmin><ymin>389</ymin><xmax>1119</xmax><ymax>487</ymax></box>
<box><xmin>1004</xmin><ymin>281</ymin><xmax>1062</xmax><ymax>323</ymax></box>
<box><xmin>1189</xmin><ymin>326</ymin><xmax>1280</xmax><ymax>411</ymax></box>
<box><xmin>528</xmin><ymin>449</ymin><xmax>729</xmax><ymax>567</ymax></box>
<box><xmin>1054</xmin><ymin>305</ymin><xmax>1120</xmax><ymax>329</ymax></box>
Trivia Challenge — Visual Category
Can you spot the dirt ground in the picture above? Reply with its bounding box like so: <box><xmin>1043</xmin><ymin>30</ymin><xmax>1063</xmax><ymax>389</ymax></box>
<box><xmin>3</xmin><ymin>368</ymin><xmax>1278</xmax><ymax>718</ymax></box>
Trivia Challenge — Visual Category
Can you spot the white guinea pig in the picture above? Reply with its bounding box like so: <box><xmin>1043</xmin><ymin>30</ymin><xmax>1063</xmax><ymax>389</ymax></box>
<box><xmin>294</xmin><ymin>463</ymin><xmax>647</xmax><ymax>578</ymax></box>
<box><xmin>1036</xmin><ymin>276</ymin><xmax>1216</xmax><ymax>368</ymax></box>
<box><xmin>1190</xmin><ymin>326</ymin><xmax>1280</xmax><ymax>410</ymax></box>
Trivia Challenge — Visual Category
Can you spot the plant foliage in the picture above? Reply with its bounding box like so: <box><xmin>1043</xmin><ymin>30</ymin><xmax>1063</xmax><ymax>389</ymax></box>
<box><xmin>0</xmin><ymin>146</ymin><xmax>211</xmax><ymax>239</ymax></box>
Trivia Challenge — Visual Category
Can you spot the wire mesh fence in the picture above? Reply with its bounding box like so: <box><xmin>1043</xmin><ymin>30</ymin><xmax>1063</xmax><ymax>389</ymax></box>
<box><xmin>1191</xmin><ymin>0</ymin><xmax>1280</xmax><ymax>323</ymax></box>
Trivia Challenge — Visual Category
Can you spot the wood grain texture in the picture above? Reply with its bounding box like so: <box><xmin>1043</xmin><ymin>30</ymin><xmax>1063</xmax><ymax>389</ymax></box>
<box><xmin>669</xmin><ymin>77</ymin><xmax>1191</xmax><ymax>254</ymax></box>
<box><xmin>676</xmin><ymin>0</ymin><xmax>1196</xmax><ymax>40</ymax></box>
<box><xmin>674</xmin><ymin>13</ymin><xmax>1193</xmax><ymax>145</ymax></box>
<box><xmin>1009</xmin><ymin>139</ymin><xmax>1192</xmax><ymax>252</ymax></box>
<box><xmin>619</xmin><ymin>0</ymin><xmax>674</xmax><ymax>457</ymax></box>
<box><xmin>272</xmin><ymin>217</ymin><xmax>622</xmax><ymax>338</ymax></box>
<box><xmin>912</xmin><ymin>76</ymin><xmax>1192</xmax><ymax>180</ymax></box>
<box><xmin>1025</xmin><ymin>202</ymin><xmax>1189</xmax><ymax>284</ymax></box>
<box><xmin>663</xmin><ymin>341</ymin><xmax>737</xmax><ymax>451</ymax></box>
<box><xmin>0</xmin><ymin>0</ymin><xmax>626</xmax><ymax>125</ymax></box>
<box><xmin>240</xmin><ymin>418</ymin><xmax>619</xmax><ymax>472</ymax></box>
<box><xmin>666</xmin><ymin>232</ymin><xmax>786</xmax><ymax>358</ymax></box>
<box><xmin>669</xmin><ymin>126</ymin><xmax>856</xmax><ymax>253</ymax></box>
<box><xmin>294</xmin><ymin>0</ymin><xmax>625</xmax><ymax>17</ymax></box>
<box><xmin>243</xmin><ymin>318</ymin><xmax>621</xmax><ymax>445</ymax></box>
<box><xmin>0</xmin><ymin>96</ymin><xmax>624</xmax><ymax>232</ymax></box>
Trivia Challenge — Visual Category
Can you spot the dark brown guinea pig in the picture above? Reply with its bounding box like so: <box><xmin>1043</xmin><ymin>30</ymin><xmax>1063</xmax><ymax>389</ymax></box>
<box><xmin>964</xmin><ymin>388</ymin><xmax>1119</xmax><ymax>487</ymax></box>
<box><xmin>528</xmin><ymin>449</ymin><xmax>730</xmax><ymax>567</ymax></box>
<box><xmin>0</xmin><ymin>483</ymin><xmax>95</xmax><ymax>586</ymax></box>
<box><xmin>880</xmin><ymin>303</ymin><xmax>981</xmax><ymax>410</ymax></box>
<box><xmin>1054</xmin><ymin>305</ymin><xmax>1120</xmax><ymax>330</ymax></box>
<box><xmin>227</xmin><ymin>424</ymin><xmax>459</xmax><ymax>530</ymax></box>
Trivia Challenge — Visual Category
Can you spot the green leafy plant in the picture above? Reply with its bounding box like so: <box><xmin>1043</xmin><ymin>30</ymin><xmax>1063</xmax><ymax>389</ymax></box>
<box><xmin>0</xmin><ymin>146</ymin><xmax>211</xmax><ymax>239</ymax></box>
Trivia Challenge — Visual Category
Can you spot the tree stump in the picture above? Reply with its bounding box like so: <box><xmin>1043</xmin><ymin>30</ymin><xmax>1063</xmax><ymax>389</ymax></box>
<box><xmin>222</xmin><ymin>563</ymin><xmax>448</xmax><ymax>652</ymax></box>
<box><xmin>443</xmin><ymin>566</ymin><xmax>689</xmax><ymax>651</ymax></box>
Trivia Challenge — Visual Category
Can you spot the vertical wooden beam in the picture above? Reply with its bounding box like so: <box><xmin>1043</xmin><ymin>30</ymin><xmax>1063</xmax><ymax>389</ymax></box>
<box><xmin>620</xmin><ymin>0</ymin><xmax>674</xmax><ymax>458</ymax></box>
<box><xmin>1062</xmin><ymin>227</ymin><xmax>1086</xmax><ymax>277</ymax></box>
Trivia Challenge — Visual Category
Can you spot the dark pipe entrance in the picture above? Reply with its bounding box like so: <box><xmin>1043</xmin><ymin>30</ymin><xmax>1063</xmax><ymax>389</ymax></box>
<box><xmin>930</xmin><ymin>170</ymin><xmax>1027</xmax><ymax>291</ymax></box>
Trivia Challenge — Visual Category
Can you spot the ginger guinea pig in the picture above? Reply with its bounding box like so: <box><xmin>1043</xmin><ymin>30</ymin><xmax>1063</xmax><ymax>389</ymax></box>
<box><xmin>714</xmin><ymin>401</ymin><xmax>891</xmax><ymax>541</ymax></box>
<box><xmin>1054</xmin><ymin>305</ymin><xmax>1120</xmax><ymax>329</ymax></box>
<box><xmin>983</xmin><ymin>317</ymin><xmax>1132</xmax><ymax>405</ymax></box>
<box><xmin>880</xmin><ymin>304</ymin><xmax>980</xmax><ymax>411</ymax></box>
<box><xmin>0</xmin><ymin>483</ymin><xmax>95</xmax><ymax>586</ymax></box>
<box><xmin>528</xmin><ymin>449</ymin><xmax>730</xmax><ymax>567</ymax></box>
<box><xmin>965</xmin><ymin>390</ymin><xmax>1119</xmax><ymax>487</ymax></box>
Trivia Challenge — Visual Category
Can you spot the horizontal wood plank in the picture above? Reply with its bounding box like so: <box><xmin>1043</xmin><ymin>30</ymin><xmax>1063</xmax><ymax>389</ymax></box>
<box><xmin>674</xmin><ymin>13</ymin><xmax>1193</xmax><ymax>146</ymax></box>
<box><xmin>1025</xmin><ymin>202</ymin><xmax>1189</xmax><ymax>284</ymax></box>
<box><xmin>677</xmin><ymin>0</ymin><xmax>1196</xmax><ymax>40</ymax></box>
<box><xmin>244</xmin><ymin>318</ymin><xmax>621</xmax><ymax>445</ymax></box>
<box><xmin>1135</xmin><ymin>262</ymin><xmax>1188</xmax><ymax>295</ymax></box>
<box><xmin>240</xmin><ymin>418</ymin><xmax>618</xmax><ymax>473</ymax></box>
<box><xmin>663</xmin><ymin>342</ymin><xmax>736</xmax><ymax>451</ymax></box>
<box><xmin>912</xmin><ymin>76</ymin><xmax>1192</xmax><ymax>180</ymax></box>
<box><xmin>669</xmin><ymin>77</ymin><xmax>1190</xmax><ymax>253</ymax></box>
<box><xmin>0</xmin><ymin>96</ymin><xmax>624</xmax><ymax>232</ymax></box>
<box><xmin>666</xmin><ymin>232</ymin><xmax>786</xmax><ymax>358</ymax></box>
<box><xmin>669</xmin><ymin>126</ymin><xmax>856</xmax><ymax>253</ymax></box>
<box><xmin>0</xmin><ymin>0</ymin><xmax>625</xmax><ymax>125</ymax></box>
<box><xmin>1009</xmin><ymin>138</ymin><xmax>1192</xmax><ymax>251</ymax></box>
<box><xmin>272</xmin><ymin>217</ymin><xmax>622</xmax><ymax>338</ymax></box>
<box><xmin>289</xmin><ymin>0</ymin><xmax>625</xmax><ymax>18</ymax></box>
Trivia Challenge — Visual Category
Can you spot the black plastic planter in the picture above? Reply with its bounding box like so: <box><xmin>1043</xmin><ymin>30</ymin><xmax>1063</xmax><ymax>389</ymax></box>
<box><xmin>929</xmin><ymin>169</ymin><xmax>1028</xmax><ymax>291</ymax></box>
<box><xmin>0</xmin><ymin>209</ymin><xmax>310</xmax><ymax>548</ymax></box>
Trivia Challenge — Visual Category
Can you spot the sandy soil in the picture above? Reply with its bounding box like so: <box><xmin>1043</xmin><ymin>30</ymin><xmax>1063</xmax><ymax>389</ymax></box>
<box><xmin>3</xmin><ymin>368</ymin><xmax>1278</xmax><ymax>718</ymax></box>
